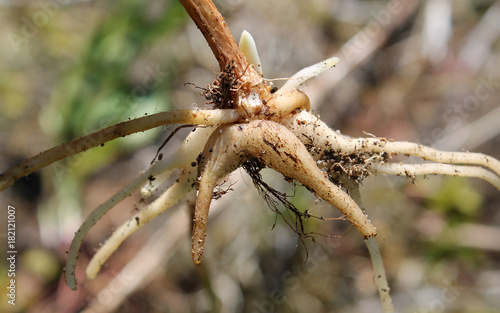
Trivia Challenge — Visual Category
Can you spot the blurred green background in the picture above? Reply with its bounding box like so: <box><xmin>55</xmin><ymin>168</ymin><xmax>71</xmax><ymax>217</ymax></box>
<box><xmin>1</xmin><ymin>0</ymin><xmax>500</xmax><ymax>312</ymax></box>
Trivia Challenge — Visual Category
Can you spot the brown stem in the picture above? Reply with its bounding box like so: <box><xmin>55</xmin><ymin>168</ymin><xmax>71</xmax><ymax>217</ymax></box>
<box><xmin>178</xmin><ymin>0</ymin><xmax>244</xmax><ymax>70</ymax></box>
<box><xmin>178</xmin><ymin>0</ymin><xmax>265</xmax><ymax>90</ymax></box>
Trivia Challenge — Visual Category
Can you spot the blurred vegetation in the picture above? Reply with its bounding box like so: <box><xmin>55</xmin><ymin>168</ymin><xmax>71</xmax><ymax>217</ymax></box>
<box><xmin>1</xmin><ymin>0</ymin><xmax>500</xmax><ymax>312</ymax></box>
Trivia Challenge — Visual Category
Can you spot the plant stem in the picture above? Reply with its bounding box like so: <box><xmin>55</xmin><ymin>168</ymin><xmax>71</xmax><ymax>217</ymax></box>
<box><xmin>177</xmin><ymin>0</ymin><xmax>266</xmax><ymax>91</ymax></box>
<box><xmin>178</xmin><ymin>0</ymin><xmax>244</xmax><ymax>70</ymax></box>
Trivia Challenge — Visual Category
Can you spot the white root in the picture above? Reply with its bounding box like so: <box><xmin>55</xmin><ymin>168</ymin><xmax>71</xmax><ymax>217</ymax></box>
<box><xmin>363</xmin><ymin>141</ymin><xmax>500</xmax><ymax>177</ymax></box>
<box><xmin>66</xmin><ymin>126</ymin><xmax>216</xmax><ymax>289</ymax></box>
<box><xmin>192</xmin><ymin>120</ymin><xmax>377</xmax><ymax>265</ymax></box>
<box><xmin>0</xmin><ymin>109</ymin><xmax>240</xmax><ymax>192</ymax></box>
<box><xmin>261</xmin><ymin>90</ymin><xmax>311</xmax><ymax>122</ymax></box>
<box><xmin>83</xmin><ymin>128</ymin><xmax>220</xmax><ymax>280</ymax></box>
<box><xmin>282</xmin><ymin>111</ymin><xmax>500</xmax><ymax>180</ymax></box>
<box><xmin>235</xmin><ymin>121</ymin><xmax>376</xmax><ymax>240</ymax></box>
<box><xmin>278</xmin><ymin>56</ymin><xmax>340</xmax><ymax>94</ymax></box>
<box><xmin>85</xmin><ymin>170</ymin><xmax>195</xmax><ymax>280</ymax></box>
<box><xmin>371</xmin><ymin>162</ymin><xmax>500</xmax><ymax>190</ymax></box>
<box><xmin>192</xmin><ymin>128</ymin><xmax>248</xmax><ymax>264</ymax></box>
<box><xmin>343</xmin><ymin>179</ymin><xmax>394</xmax><ymax>313</ymax></box>
<box><xmin>65</xmin><ymin>155</ymin><xmax>179</xmax><ymax>290</ymax></box>
<box><xmin>365</xmin><ymin>237</ymin><xmax>394</xmax><ymax>313</ymax></box>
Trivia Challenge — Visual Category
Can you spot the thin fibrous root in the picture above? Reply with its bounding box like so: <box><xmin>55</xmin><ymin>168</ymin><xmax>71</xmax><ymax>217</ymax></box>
<box><xmin>192</xmin><ymin>120</ymin><xmax>377</xmax><ymax>265</ymax></box>
<box><xmin>0</xmin><ymin>109</ymin><xmax>240</xmax><ymax>191</ymax></box>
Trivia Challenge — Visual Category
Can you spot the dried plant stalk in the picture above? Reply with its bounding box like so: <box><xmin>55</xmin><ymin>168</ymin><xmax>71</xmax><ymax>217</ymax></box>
<box><xmin>177</xmin><ymin>0</ymin><xmax>266</xmax><ymax>94</ymax></box>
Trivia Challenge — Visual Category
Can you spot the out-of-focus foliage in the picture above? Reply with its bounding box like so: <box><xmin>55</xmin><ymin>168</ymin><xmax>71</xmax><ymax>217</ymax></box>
<box><xmin>427</xmin><ymin>177</ymin><xmax>483</xmax><ymax>220</ymax></box>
